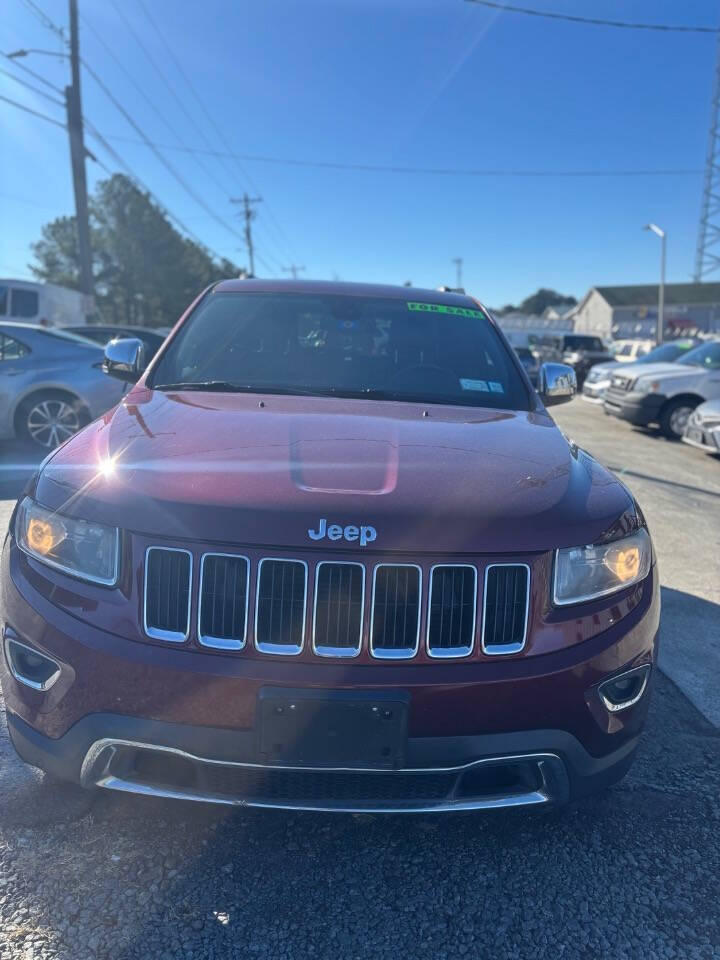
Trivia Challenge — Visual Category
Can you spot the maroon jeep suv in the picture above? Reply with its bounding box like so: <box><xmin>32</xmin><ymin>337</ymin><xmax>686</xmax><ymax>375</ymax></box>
<box><xmin>0</xmin><ymin>281</ymin><xmax>659</xmax><ymax>812</ymax></box>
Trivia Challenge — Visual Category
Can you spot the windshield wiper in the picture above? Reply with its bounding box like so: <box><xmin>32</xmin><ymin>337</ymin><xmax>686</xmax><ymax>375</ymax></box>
<box><xmin>152</xmin><ymin>381</ymin><xmax>357</xmax><ymax>397</ymax></box>
<box><xmin>151</xmin><ymin>382</ymin><xmax>432</xmax><ymax>402</ymax></box>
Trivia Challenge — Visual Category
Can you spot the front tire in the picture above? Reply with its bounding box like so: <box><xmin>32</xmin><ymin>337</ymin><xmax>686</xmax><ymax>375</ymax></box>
<box><xmin>659</xmin><ymin>398</ymin><xmax>697</xmax><ymax>439</ymax></box>
<box><xmin>16</xmin><ymin>391</ymin><xmax>87</xmax><ymax>450</ymax></box>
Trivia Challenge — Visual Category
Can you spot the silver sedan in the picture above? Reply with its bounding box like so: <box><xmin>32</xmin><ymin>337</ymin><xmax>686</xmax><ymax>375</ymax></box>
<box><xmin>682</xmin><ymin>398</ymin><xmax>720</xmax><ymax>456</ymax></box>
<box><xmin>0</xmin><ymin>322</ymin><xmax>125</xmax><ymax>449</ymax></box>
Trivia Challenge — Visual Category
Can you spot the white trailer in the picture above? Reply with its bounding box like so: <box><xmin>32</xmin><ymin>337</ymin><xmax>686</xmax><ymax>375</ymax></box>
<box><xmin>0</xmin><ymin>278</ymin><xmax>87</xmax><ymax>327</ymax></box>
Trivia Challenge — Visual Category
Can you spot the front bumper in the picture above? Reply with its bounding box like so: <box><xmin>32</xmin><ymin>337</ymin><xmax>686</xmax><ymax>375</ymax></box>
<box><xmin>1</xmin><ymin>539</ymin><xmax>660</xmax><ymax>812</ymax></box>
<box><xmin>682</xmin><ymin>424</ymin><xmax>720</xmax><ymax>454</ymax></box>
<box><xmin>603</xmin><ymin>391</ymin><xmax>665</xmax><ymax>426</ymax></box>
<box><xmin>582</xmin><ymin>381</ymin><xmax>609</xmax><ymax>403</ymax></box>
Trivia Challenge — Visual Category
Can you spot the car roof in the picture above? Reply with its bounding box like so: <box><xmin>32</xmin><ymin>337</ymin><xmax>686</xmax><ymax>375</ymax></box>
<box><xmin>213</xmin><ymin>277</ymin><xmax>481</xmax><ymax>308</ymax></box>
<box><xmin>0</xmin><ymin>320</ymin><xmax>46</xmax><ymax>332</ymax></box>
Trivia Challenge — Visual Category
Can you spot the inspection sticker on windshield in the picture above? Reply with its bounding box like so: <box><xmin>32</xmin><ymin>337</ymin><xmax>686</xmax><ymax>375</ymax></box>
<box><xmin>407</xmin><ymin>302</ymin><xmax>484</xmax><ymax>318</ymax></box>
<box><xmin>460</xmin><ymin>378</ymin><xmax>489</xmax><ymax>392</ymax></box>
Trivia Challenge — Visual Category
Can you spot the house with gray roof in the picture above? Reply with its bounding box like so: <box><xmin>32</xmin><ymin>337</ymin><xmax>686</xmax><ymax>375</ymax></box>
<box><xmin>573</xmin><ymin>283</ymin><xmax>720</xmax><ymax>341</ymax></box>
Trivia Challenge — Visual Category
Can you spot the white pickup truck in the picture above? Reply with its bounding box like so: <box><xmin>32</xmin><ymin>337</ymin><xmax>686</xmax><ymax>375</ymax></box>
<box><xmin>602</xmin><ymin>340</ymin><xmax>720</xmax><ymax>438</ymax></box>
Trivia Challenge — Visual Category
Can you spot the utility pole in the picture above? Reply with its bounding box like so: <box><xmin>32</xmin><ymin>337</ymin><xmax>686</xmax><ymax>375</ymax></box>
<box><xmin>230</xmin><ymin>193</ymin><xmax>262</xmax><ymax>276</ymax></box>
<box><xmin>644</xmin><ymin>223</ymin><xmax>666</xmax><ymax>344</ymax></box>
<box><xmin>282</xmin><ymin>265</ymin><xmax>306</xmax><ymax>279</ymax></box>
<box><xmin>452</xmin><ymin>257</ymin><xmax>463</xmax><ymax>290</ymax></box>
<box><xmin>695</xmin><ymin>29</ymin><xmax>720</xmax><ymax>280</ymax></box>
<box><xmin>65</xmin><ymin>0</ymin><xmax>94</xmax><ymax>319</ymax></box>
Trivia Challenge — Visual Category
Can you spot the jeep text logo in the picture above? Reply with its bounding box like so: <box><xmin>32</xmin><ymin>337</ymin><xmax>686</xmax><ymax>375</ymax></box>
<box><xmin>308</xmin><ymin>518</ymin><xmax>377</xmax><ymax>547</ymax></box>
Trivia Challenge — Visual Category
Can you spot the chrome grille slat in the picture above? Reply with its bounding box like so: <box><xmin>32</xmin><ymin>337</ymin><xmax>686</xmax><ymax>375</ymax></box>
<box><xmin>198</xmin><ymin>553</ymin><xmax>250</xmax><ymax>650</ymax></box>
<box><xmin>482</xmin><ymin>563</ymin><xmax>530</xmax><ymax>655</ymax></box>
<box><xmin>255</xmin><ymin>558</ymin><xmax>307</xmax><ymax>655</ymax></box>
<box><xmin>313</xmin><ymin>562</ymin><xmax>364</xmax><ymax>657</ymax></box>
<box><xmin>370</xmin><ymin>564</ymin><xmax>421</xmax><ymax>659</ymax></box>
<box><xmin>427</xmin><ymin>564</ymin><xmax>477</xmax><ymax>658</ymax></box>
<box><xmin>143</xmin><ymin>547</ymin><xmax>192</xmax><ymax>643</ymax></box>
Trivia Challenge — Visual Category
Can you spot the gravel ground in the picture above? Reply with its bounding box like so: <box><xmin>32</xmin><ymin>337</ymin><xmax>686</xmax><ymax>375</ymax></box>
<box><xmin>0</xmin><ymin>402</ymin><xmax>719</xmax><ymax>959</ymax></box>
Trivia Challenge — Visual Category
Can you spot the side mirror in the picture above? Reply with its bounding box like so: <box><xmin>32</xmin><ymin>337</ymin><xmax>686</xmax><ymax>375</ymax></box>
<box><xmin>103</xmin><ymin>337</ymin><xmax>146</xmax><ymax>383</ymax></box>
<box><xmin>538</xmin><ymin>362</ymin><xmax>577</xmax><ymax>406</ymax></box>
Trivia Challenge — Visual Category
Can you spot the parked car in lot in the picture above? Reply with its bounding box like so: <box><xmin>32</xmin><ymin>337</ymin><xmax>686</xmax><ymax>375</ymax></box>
<box><xmin>1</xmin><ymin>280</ymin><xmax>659</xmax><ymax>813</ymax></box>
<box><xmin>65</xmin><ymin>324</ymin><xmax>167</xmax><ymax>361</ymax></box>
<box><xmin>0</xmin><ymin>321</ymin><xmax>125</xmax><ymax>449</ymax></box>
<box><xmin>682</xmin><ymin>398</ymin><xmax>720</xmax><ymax>455</ymax></box>
<box><xmin>609</xmin><ymin>339</ymin><xmax>655</xmax><ymax>363</ymax></box>
<box><xmin>582</xmin><ymin>339</ymin><xmax>700</xmax><ymax>403</ymax></box>
<box><xmin>603</xmin><ymin>339</ymin><xmax>720</xmax><ymax>438</ymax></box>
<box><xmin>536</xmin><ymin>333</ymin><xmax>612</xmax><ymax>386</ymax></box>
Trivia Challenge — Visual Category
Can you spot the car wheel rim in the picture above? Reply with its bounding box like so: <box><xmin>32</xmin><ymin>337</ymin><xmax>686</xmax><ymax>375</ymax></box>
<box><xmin>26</xmin><ymin>400</ymin><xmax>81</xmax><ymax>448</ymax></box>
<box><xmin>669</xmin><ymin>406</ymin><xmax>693</xmax><ymax>436</ymax></box>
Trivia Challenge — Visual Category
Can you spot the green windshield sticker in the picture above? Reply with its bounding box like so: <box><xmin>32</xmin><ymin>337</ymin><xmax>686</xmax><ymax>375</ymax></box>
<box><xmin>407</xmin><ymin>302</ymin><xmax>484</xmax><ymax>319</ymax></box>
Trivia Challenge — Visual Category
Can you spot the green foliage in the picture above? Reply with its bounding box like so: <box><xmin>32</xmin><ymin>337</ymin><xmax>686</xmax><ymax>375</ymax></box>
<box><xmin>496</xmin><ymin>289</ymin><xmax>577</xmax><ymax>316</ymax></box>
<box><xmin>518</xmin><ymin>288</ymin><xmax>577</xmax><ymax>315</ymax></box>
<box><xmin>30</xmin><ymin>174</ymin><xmax>240</xmax><ymax>327</ymax></box>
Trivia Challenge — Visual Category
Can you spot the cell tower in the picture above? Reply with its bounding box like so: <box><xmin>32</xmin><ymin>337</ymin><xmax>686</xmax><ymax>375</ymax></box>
<box><xmin>694</xmin><ymin>34</ymin><xmax>720</xmax><ymax>281</ymax></box>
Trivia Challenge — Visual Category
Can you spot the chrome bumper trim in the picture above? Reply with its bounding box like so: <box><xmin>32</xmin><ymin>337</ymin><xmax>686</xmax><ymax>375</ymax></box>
<box><xmin>80</xmin><ymin>738</ymin><xmax>566</xmax><ymax>813</ymax></box>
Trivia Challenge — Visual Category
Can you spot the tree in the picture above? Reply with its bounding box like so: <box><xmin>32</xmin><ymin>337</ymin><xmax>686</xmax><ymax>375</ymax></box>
<box><xmin>30</xmin><ymin>174</ymin><xmax>241</xmax><ymax>327</ymax></box>
<box><xmin>494</xmin><ymin>289</ymin><xmax>578</xmax><ymax>316</ymax></box>
<box><xmin>518</xmin><ymin>288</ymin><xmax>577</xmax><ymax>316</ymax></box>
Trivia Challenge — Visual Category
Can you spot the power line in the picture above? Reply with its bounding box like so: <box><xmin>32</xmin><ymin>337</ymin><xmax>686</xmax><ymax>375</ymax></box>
<box><xmin>21</xmin><ymin>0</ymin><xmax>66</xmax><ymax>42</ymax></box>
<box><xmin>83</xmin><ymin>118</ymin><xmax>230</xmax><ymax>261</ymax></box>
<box><xmin>134</xmin><ymin>0</ymin><xmax>299</xmax><ymax>263</ymax></box>
<box><xmin>464</xmin><ymin>1</ymin><xmax>720</xmax><ymax>34</ymax></box>
<box><xmin>0</xmin><ymin>93</ymin><xmax>65</xmax><ymax>127</ymax></box>
<box><xmin>0</xmin><ymin>65</ymin><xmax>65</xmax><ymax>106</ymax></box>
<box><xmin>81</xmin><ymin>59</ymin><xmax>247</xmax><ymax>250</ymax></box>
<box><xmin>1</xmin><ymin>52</ymin><xmax>65</xmax><ymax>94</ymax></box>
<box><xmin>98</xmin><ymin>136</ymin><xmax>702</xmax><ymax>177</ymax></box>
<box><xmin>79</xmin><ymin>10</ymin><xmax>248</xmax><ymax>209</ymax></box>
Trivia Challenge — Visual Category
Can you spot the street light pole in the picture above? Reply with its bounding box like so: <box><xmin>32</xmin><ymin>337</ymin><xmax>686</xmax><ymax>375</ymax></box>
<box><xmin>644</xmin><ymin>223</ymin><xmax>665</xmax><ymax>344</ymax></box>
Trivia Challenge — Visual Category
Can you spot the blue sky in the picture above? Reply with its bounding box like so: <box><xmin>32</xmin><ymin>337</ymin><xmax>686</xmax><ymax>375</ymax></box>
<box><xmin>1</xmin><ymin>0</ymin><xmax>718</xmax><ymax>307</ymax></box>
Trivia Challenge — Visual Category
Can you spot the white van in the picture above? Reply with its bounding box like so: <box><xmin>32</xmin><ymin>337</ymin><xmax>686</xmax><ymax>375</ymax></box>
<box><xmin>0</xmin><ymin>279</ymin><xmax>86</xmax><ymax>328</ymax></box>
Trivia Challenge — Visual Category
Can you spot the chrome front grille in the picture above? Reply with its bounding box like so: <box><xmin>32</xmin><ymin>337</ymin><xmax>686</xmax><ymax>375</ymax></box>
<box><xmin>482</xmin><ymin>563</ymin><xmax>530</xmax><ymax>654</ymax></box>
<box><xmin>427</xmin><ymin>565</ymin><xmax>477</xmax><ymax>658</ymax></box>
<box><xmin>144</xmin><ymin>547</ymin><xmax>192</xmax><ymax>642</ymax></box>
<box><xmin>370</xmin><ymin>564</ymin><xmax>422</xmax><ymax>659</ymax></box>
<box><xmin>255</xmin><ymin>559</ymin><xmax>308</xmax><ymax>655</ymax></box>
<box><xmin>312</xmin><ymin>562</ymin><xmax>364</xmax><ymax>657</ymax></box>
<box><xmin>142</xmin><ymin>550</ymin><xmax>530</xmax><ymax>658</ymax></box>
<box><xmin>198</xmin><ymin>553</ymin><xmax>250</xmax><ymax>650</ymax></box>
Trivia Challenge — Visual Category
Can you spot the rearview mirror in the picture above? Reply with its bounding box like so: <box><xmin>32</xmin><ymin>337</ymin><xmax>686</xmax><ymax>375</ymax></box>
<box><xmin>103</xmin><ymin>338</ymin><xmax>146</xmax><ymax>383</ymax></box>
<box><xmin>538</xmin><ymin>362</ymin><xmax>577</xmax><ymax>406</ymax></box>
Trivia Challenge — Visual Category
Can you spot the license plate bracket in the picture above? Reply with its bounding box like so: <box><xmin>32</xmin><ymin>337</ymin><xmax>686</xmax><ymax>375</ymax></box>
<box><xmin>257</xmin><ymin>688</ymin><xmax>409</xmax><ymax>768</ymax></box>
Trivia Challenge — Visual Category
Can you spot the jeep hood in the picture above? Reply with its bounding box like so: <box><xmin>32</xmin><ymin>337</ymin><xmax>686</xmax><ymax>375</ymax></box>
<box><xmin>35</xmin><ymin>388</ymin><xmax>633</xmax><ymax>554</ymax></box>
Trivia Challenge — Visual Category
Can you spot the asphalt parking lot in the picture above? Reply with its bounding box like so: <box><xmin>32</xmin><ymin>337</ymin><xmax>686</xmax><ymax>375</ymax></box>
<box><xmin>0</xmin><ymin>400</ymin><xmax>719</xmax><ymax>960</ymax></box>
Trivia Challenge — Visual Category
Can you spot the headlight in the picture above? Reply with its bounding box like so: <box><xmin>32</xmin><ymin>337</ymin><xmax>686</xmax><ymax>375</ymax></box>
<box><xmin>553</xmin><ymin>528</ymin><xmax>652</xmax><ymax>606</ymax></box>
<box><xmin>633</xmin><ymin>379</ymin><xmax>660</xmax><ymax>395</ymax></box>
<box><xmin>15</xmin><ymin>497</ymin><xmax>119</xmax><ymax>586</ymax></box>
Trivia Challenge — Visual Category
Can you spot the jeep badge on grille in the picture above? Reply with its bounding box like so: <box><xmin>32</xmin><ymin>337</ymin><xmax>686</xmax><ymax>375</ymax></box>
<box><xmin>308</xmin><ymin>518</ymin><xmax>377</xmax><ymax>547</ymax></box>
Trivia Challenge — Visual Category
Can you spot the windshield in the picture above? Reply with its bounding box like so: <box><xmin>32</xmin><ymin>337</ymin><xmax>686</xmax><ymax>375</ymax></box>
<box><xmin>37</xmin><ymin>328</ymin><xmax>100</xmax><ymax>348</ymax></box>
<box><xmin>680</xmin><ymin>341</ymin><xmax>720</xmax><ymax>369</ymax></box>
<box><xmin>638</xmin><ymin>342</ymin><xmax>694</xmax><ymax>364</ymax></box>
<box><xmin>564</xmin><ymin>335</ymin><xmax>604</xmax><ymax>351</ymax></box>
<box><xmin>150</xmin><ymin>292</ymin><xmax>531</xmax><ymax>410</ymax></box>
